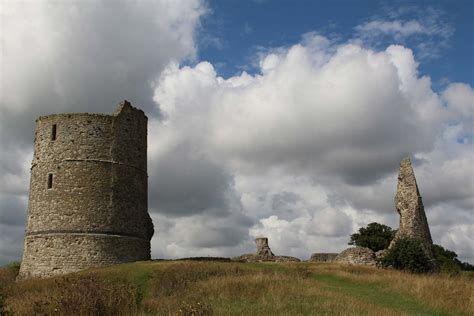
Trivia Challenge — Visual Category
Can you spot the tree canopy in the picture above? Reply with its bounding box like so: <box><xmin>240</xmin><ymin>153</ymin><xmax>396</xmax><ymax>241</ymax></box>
<box><xmin>348</xmin><ymin>222</ymin><xmax>396</xmax><ymax>252</ymax></box>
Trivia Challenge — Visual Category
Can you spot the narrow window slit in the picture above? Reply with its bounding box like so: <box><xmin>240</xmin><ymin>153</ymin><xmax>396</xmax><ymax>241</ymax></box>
<box><xmin>51</xmin><ymin>124</ymin><xmax>57</xmax><ymax>141</ymax></box>
<box><xmin>48</xmin><ymin>174</ymin><xmax>53</xmax><ymax>189</ymax></box>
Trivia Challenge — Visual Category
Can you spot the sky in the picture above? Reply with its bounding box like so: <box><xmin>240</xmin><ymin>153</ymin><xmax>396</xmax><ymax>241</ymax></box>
<box><xmin>0</xmin><ymin>0</ymin><xmax>472</xmax><ymax>265</ymax></box>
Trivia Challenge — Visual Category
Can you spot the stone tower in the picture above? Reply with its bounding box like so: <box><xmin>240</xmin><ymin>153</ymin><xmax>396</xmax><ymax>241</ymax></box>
<box><xmin>18</xmin><ymin>101</ymin><xmax>154</xmax><ymax>279</ymax></box>
<box><xmin>255</xmin><ymin>237</ymin><xmax>274</xmax><ymax>258</ymax></box>
<box><xmin>389</xmin><ymin>158</ymin><xmax>435</xmax><ymax>264</ymax></box>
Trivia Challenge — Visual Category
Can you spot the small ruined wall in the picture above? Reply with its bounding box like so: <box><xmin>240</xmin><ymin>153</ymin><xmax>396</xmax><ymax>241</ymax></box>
<box><xmin>309</xmin><ymin>253</ymin><xmax>338</xmax><ymax>262</ymax></box>
<box><xmin>19</xmin><ymin>101</ymin><xmax>153</xmax><ymax>279</ymax></box>
<box><xmin>334</xmin><ymin>247</ymin><xmax>376</xmax><ymax>266</ymax></box>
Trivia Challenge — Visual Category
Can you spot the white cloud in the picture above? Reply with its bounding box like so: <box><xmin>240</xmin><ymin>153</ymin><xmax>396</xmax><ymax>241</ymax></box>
<box><xmin>354</xmin><ymin>6</ymin><xmax>454</xmax><ymax>60</ymax></box>
<box><xmin>152</xmin><ymin>33</ymin><xmax>473</xmax><ymax>262</ymax></box>
<box><xmin>443</xmin><ymin>83</ymin><xmax>474</xmax><ymax>118</ymax></box>
<box><xmin>156</xmin><ymin>42</ymin><xmax>444</xmax><ymax>183</ymax></box>
<box><xmin>356</xmin><ymin>20</ymin><xmax>425</xmax><ymax>38</ymax></box>
<box><xmin>0</xmin><ymin>0</ymin><xmax>207</xmax><ymax>265</ymax></box>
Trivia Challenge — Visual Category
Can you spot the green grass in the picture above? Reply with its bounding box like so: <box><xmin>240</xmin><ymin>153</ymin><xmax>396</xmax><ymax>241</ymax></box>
<box><xmin>94</xmin><ymin>262</ymin><xmax>152</xmax><ymax>305</ymax></box>
<box><xmin>313</xmin><ymin>273</ymin><xmax>449</xmax><ymax>315</ymax></box>
<box><xmin>1</xmin><ymin>261</ymin><xmax>472</xmax><ymax>315</ymax></box>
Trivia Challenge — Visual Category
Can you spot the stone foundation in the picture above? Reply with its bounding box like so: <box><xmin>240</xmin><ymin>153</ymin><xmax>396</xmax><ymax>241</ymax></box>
<box><xmin>309</xmin><ymin>253</ymin><xmax>338</xmax><ymax>262</ymax></box>
<box><xmin>18</xmin><ymin>233</ymin><xmax>150</xmax><ymax>279</ymax></box>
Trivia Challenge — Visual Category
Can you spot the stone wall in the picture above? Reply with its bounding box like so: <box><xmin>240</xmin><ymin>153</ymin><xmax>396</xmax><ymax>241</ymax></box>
<box><xmin>309</xmin><ymin>253</ymin><xmax>338</xmax><ymax>262</ymax></box>
<box><xmin>334</xmin><ymin>247</ymin><xmax>376</xmax><ymax>266</ymax></box>
<box><xmin>18</xmin><ymin>101</ymin><xmax>153</xmax><ymax>279</ymax></box>
<box><xmin>232</xmin><ymin>237</ymin><xmax>300</xmax><ymax>262</ymax></box>
<box><xmin>19</xmin><ymin>234</ymin><xmax>150</xmax><ymax>279</ymax></box>
<box><xmin>389</xmin><ymin>158</ymin><xmax>435</xmax><ymax>266</ymax></box>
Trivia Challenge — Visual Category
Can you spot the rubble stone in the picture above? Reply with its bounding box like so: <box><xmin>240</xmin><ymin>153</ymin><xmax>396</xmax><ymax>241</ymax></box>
<box><xmin>309</xmin><ymin>253</ymin><xmax>338</xmax><ymax>262</ymax></box>
<box><xmin>334</xmin><ymin>247</ymin><xmax>376</xmax><ymax>266</ymax></box>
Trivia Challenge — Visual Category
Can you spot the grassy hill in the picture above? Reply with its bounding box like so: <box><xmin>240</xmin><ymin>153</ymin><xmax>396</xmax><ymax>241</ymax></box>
<box><xmin>1</xmin><ymin>260</ymin><xmax>472</xmax><ymax>315</ymax></box>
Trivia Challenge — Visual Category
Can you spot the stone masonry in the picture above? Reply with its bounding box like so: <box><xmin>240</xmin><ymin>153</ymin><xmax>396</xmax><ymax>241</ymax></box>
<box><xmin>334</xmin><ymin>247</ymin><xmax>376</xmax><ymax>266</ymax></box>
<box><xmin>388</xmin><ymin>158</ymin><xmax>435</xmax><ymax>264</ymax></box>
<box><xmin>255</xmin><ymin>237</ymin><xmax>274</xmax><ymax>258</ymax></box>
<box><xmin>309</xmin><ymin>253</ymin><xmax>338</xmax><ymax>262</ymax></box>
<box><xmin>18</xmin><ymin>101</ymin><xmax>154</xmax><ymax>279</ymax></box>
<box><xmin>232</xmin><ymin>237</ymin><xmax>300</xmax><ymax>262</ymax></box>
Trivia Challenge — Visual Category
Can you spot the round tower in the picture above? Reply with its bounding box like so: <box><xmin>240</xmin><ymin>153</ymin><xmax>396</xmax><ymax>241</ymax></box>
<box><xmin>18</xmin><ymin>101</ymin><xmax>154</xmax><ymax>279</ymax></box>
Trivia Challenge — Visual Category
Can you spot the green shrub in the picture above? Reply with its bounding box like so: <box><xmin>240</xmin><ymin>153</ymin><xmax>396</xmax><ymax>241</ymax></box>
<box><xmin>433</xmin><ymin>244</ymin><xmax>474</xmax><ymax>274</ymax></box>
<box><xmin>349</xmin><ymin>222</ymin><xmax>396</xmax><ymax>252</ymax></box>
<box><xmin>433</xmin><ymin>244</ymin><xmax>461</xmax><ymax>275</ymax></box>
<box><xmin>378</xmin><ymin>237</ymin><xmax>432</xmax><ymax>273</ymax></box>
<box><xmin>459</xmin><ymin>261</ymin><xmax>474</xmax><ymax>271</ymax></box>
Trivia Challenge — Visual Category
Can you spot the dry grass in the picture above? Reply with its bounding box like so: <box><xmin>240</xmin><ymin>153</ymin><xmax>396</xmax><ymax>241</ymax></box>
<box><xmin>1</xmin><ymin>267</ymin><xmax>138</xmax><ymax>315</ymax></box>
<box><xmin>1</xmin><ymin>261</ymin><xmax>473</xmax><ymax>315</ymax></box>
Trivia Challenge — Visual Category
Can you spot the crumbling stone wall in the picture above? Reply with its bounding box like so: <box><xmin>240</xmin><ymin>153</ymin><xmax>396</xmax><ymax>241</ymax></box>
<box><xmin>255</xmin><ymin>237</ymin><xmax>274</xmax><ymax>258</ymax></box>
<box><xmin>334</xmin><ymin>247</ymin><xmax>376</xmax><ymax>266</ymax></box>
<box><xmin>18</xmin><ymin>101</ymin><xmax>153</xmax><ymax>279</ymax></box>
<box><xmin>232</xmin><ymin>237</ymin><xmax>300</xmax><ymax>262</ymax></box>
<box><xmin>309</xmin><ymin>253</ymin><xmax>338</xmax><ymax>262</ymax></box>
<box><xmin>389</xmin><ymin>158</ymin><xmax>435</xmax><ymax>264</ymax></box>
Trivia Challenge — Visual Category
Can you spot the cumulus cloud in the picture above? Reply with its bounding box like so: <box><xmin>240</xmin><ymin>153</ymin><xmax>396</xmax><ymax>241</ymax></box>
<box><xmin>155</xmin><ymin>42</ymin><xmax>444</xmax><ymax>183</ymax></box>
<box><xmin>0</xmin><ymin>0</ymin><xmax>207</xmax><ymax>265</ymax></box>
<box><xmin>150</xmin><ymin>212</ymin><xmax>254</xmax><ymax>259</ymax></box>
<box><xmin>152</xmin><ymin>34</ymin><xmax>473</xmax><ymax>262</ymax></box>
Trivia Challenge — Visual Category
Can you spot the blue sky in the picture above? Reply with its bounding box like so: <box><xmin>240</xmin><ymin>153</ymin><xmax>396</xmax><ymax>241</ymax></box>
<box><xmin>198</xmin><ymin>0</ymin><xmax>473</xmax><ymax>89</ymax></box>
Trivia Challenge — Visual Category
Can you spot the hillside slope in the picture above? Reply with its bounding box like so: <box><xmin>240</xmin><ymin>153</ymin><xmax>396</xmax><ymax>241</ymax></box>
<box><xmin>1</xmin><ymin>261</ymin><xmax>472</xmax><ymax>315</ymax></box>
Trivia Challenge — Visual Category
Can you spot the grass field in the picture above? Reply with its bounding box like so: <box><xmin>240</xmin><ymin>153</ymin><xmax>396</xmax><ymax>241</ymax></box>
<box><xmin>1</xmin><ymin>261</ymin><xmax>473</xmax><ymax>315</ymax></box>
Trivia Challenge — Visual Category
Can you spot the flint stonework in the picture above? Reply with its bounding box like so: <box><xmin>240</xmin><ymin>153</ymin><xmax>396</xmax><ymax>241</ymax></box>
<box><xmin>388</xmin><ymin>158</ymin><xmax>435</xmax><ymax>265</ymax></box>
<box><xmin>232</xmin><ymin>237</ymin><xmax>300</xmax><ymax>262</ymax></box>
<box><xmin>334</xmin><ymin>247</ymin><xmax>376</xmax><ymax>266</ymax></box>
<box><xmin>18</xmin><ymin>101</ymin><xmax>154</xmax><ymax>279</ymax></box>
<box><xmin>309</xmin><ymin>253</ymin><xmax>338</xmax><ymax>262</ymax></box>
<box><xmin>255</xmin><ymin>237</ymin><xmax>274</xmax><ymax>258</ymax></box>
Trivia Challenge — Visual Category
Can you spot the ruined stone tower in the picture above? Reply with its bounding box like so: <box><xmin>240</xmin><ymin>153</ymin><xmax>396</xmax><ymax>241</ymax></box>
<box><xmin>255</xmin><ymin>237</ymin><xmax>274</xmax><ymax>258</ymax></box>
<box><xmin>389</xmin><ymin>157</ymin><xmax>435</xmax><ymax>264</ymax></box>
<box><xmin>18</xmin><ymin>101</ymin><xmax>154</xmax><ymax>279</ymax></box>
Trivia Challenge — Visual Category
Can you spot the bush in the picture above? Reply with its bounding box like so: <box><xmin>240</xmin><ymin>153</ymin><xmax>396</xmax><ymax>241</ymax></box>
<box><xmin>459</xmin><ymin>261</ymin><xmax>474</xmax><ymax>271</ymax></box>
<box><xmin>349</xmin><ymin>222</ymin><xmax>396</xmax><ymax>252</ymax></box>
<box><xmin>433</xmin><ymin>244</ymin><xmax>474</xmax><ymax>274</ymax></box>
<box><xmin>378</xmin><ymin>237</ymin><xmax>432</xmax><ymax>273</ymax></box>
<box><xmin>433</xmin><ymin>244</ymin><xmax>461</xmax><ymax>275</ymax></box>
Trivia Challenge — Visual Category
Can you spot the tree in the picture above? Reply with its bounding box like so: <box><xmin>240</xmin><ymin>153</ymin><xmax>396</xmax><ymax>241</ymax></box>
<box><xmin>378</xmin><ymin>237</ymin><xmax>432</xmax><ymax>273</ymax></box>
<box><xmin>433</xmin><ymin>244</ymin><xmax>474</xmax><ymax>273</ymax></box>
<box><xmin>348</xmin><ymin>222</ymin><xmax>396</xmax><ymax>252</ymax></box>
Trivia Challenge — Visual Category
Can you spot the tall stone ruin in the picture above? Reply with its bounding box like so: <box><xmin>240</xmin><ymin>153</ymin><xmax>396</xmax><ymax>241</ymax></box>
<box><xmin>18</xmin><ymin>101</ymin><xmax>154</xmax><ymax>279</ymax></box>
<box><xmin>389</xmin><ymin>158</ymin><xmax>435</xmax><ymax>265</ymax></box>
<box><xmin>255</xmin><ymin>237</ymin><xmax>274</xmax><ymax>258</ymax></box>
<box><xmin>232</xmin><ymin>237</ymin><xmax>300</xmax><ymax>262</ymax></box>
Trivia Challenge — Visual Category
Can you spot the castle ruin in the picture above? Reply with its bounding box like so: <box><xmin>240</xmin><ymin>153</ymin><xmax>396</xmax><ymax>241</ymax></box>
<box><xmin>232</xmin><ymin>237</ymin><xmax>300</xmax><ymax>262</ymax></box>
<box><xmin>389</xmin><ymin>157</ymin><xmax>436</xmax><ymax>265</ymax></box>
<box><xmin>18</xmin><ymin>101</ymin><xmax>154</xmax><ymax>279</ymax></box>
